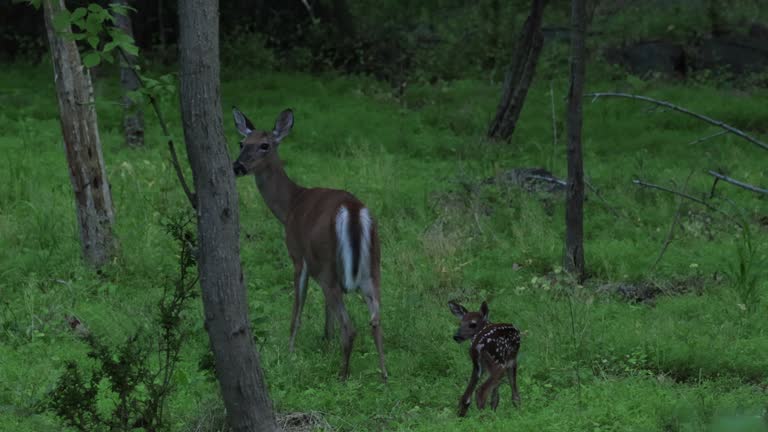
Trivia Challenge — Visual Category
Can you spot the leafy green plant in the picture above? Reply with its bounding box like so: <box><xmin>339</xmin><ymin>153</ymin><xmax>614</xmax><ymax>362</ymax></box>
<box><xmin>46</xmin><ymin>211</ymin><xmax>198</xmax><ymax>432</ymax></box>
<box><xmin>50</xmin><ymin>3</ymin><xmax>138</xmax><ymax>68</ymax></box>
<box><xmin>726</xmin><ymin>222</ymin><xmax>763</xmax><ymax>314</ymax></box>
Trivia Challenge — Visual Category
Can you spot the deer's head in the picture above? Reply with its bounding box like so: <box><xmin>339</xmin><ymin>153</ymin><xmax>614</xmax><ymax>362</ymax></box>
<box><xmin>448</xmin><ymin>301</ymin><xmax>489</xmax><ymax>343</ymax></box>
<box><xmin>232</xmin><ymin>108</ymin><xmax>294</xmax><ymax>177</ymax></box>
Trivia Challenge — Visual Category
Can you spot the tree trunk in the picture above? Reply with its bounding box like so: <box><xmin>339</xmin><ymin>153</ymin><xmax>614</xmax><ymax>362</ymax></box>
<box><xmin>487</xmin><ymin>0</ymin><xmax>546</xmax><ymax>142</ymax></box>
<box><xmin>177</xmin><ymin>1</ymin><xmax>278</xmax><ymax>431</ymax></box>
<box><xmin>115</xmin><ymin>0</ymin><xmax>144</xmax><ymax>148</ymax></box>
<box><xmin>43</xmin><ymin>0</ymin><xmax>117</xmax><ymax>268</ymax></box>
<box><xmin>564</xmin><ymin>0</ymin><xmax>586</xmax><ymax>281</ymax></box>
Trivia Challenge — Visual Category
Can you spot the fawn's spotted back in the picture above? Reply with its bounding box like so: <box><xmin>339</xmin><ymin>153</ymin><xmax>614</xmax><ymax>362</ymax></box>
<box><xmin>448</xmin><ymin>300</ymin><xmax>521</xmax><ymax>417</ymax></box>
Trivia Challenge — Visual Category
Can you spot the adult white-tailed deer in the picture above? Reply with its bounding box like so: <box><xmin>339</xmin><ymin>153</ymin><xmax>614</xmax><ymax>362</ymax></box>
<box><xmin>448</xmin><ymin>301</ymin><xmax>521</xmax><ymax>417</ymax></box>
<box><xmin>232</xmin><ymin>108</ymin><xmax>387</xmax><ymax>382</ymax></box>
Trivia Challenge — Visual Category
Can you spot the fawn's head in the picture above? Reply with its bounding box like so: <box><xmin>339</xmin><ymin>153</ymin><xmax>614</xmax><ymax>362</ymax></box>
<box><xmin>232</xmin><ymin>108</ymin><xmax>294</xmax><ymax>177</ymax></box>
<box><xmin>448</xmin><ymin>301</ymin><xmax>489</xmax><ymax>343</ymax></box>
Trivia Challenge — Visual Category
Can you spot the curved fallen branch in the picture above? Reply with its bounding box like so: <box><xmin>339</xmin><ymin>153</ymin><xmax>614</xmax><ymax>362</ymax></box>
<box><xmin>587</xmin><ymin>92</ymin><xmax>768</xmax><ymax>153</ymax></box>
<box><xmin>707</xmin><ymin>171</ymin><xmax>768</xmax><ymax>195</ymax></box>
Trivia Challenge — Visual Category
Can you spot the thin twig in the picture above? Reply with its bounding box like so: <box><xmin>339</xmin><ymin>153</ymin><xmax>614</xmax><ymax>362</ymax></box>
<box><xmin>584</xmin><ymin>179</ymin><xmax>622</xmax><ymax>218</ymax></box>
<box><xmin>688</xmin><ymin>130</ymin><xmax>728</xmax><ymax>146</ymax></box>
<box><xmin>550</xmin><ymin>80</ymin><xmax>557</xmax><ymax>167</ymax></box>
<box><xmin>707</xmin><ymin>170</ymin><xmax>768</xmax><ymax>195</ymax></box>
<box><xmin>587</xmin><ymin>92</ymin><xmax>768</xmax><ymax>153</ymax></box>
<box><xmin>651</xmin><ymin>171</ymin><xmax>693</xmax><ymax>272</ymax></box>
<box><xmin>632</xmin><ymin>179</ymin><xmax>719</xmax><ymax>212</ymax></box>
<box><xmin>709</xmin><ymin>176</ymin><xmax>720</xmax><ymax>199</ymax></box>
<box><xmin>632</xmin><ymin>178</ymin><xmax>740</xmax><ymax>227</ymax></box>
<box><xmin>117</xmin><ymin>48</ymin><xmax>197</xmax><ymax>209</ymax></box>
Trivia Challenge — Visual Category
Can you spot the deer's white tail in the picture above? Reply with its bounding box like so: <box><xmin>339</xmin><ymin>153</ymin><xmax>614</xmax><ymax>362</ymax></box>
<box><xmin>336</xmin><ymin>206</ymin><xmax>372</xmax><ymax>293</ymax></box>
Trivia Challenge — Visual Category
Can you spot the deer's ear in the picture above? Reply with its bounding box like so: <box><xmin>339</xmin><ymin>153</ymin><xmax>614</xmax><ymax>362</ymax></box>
<box><xmin>273</xmin><ymin>109</ymin><xmax>294</xmax><ymax>142</ymax></box>
<box><xmin>233</xmin><ymin>107</ymin><xmax>254</xmax><ymax>136</ymax></box>
<box><xmin>480</xmin><ymin>301</ymin><xmax>489</xmax><ymax>321</ymax></box>
<box><xmin>448</xmin><ymin>301</ymin><xmax>467</xmax><ymax>319</ymax></box>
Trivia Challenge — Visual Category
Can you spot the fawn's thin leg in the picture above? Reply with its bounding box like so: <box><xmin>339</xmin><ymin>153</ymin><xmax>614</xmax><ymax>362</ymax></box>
<box><xmin>491</xmin><ymin>386</ymin><xmax>500</xmax><ymax>410</ymax></box>
<box><xmin>458</xmin><ymin>362</ymin><xmax>481</xmax><ymax>417</ymax></box>
<box><xmin>288</xmin><ymin>260</ymin><xmax>309</xmax><ymax>352</ymax></box>
<box><xmin>362</xmin><ymin>280</ymin><xmax>387</xmax><ymax>382</ymax></box>
<box><xmin>507</xmin><ymin>358</ymin><xmax>520</xmax><ymax>407</ymax></box>
<box><xmin>477</xmin><ymin>369</ymin><xmax>504</xmax><ymax>410</ymax></box>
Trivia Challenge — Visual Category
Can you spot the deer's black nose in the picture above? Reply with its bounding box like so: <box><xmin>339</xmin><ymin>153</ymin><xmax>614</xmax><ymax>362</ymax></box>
<box><xmin>233</xmin><ymin>162</ymin><xmax>247</xmax><ymax>177</ymax></box>
<box><xmin>453</xmin><ymin>334</ymin><xmax>463</xmax><ymax>343</ymax></box>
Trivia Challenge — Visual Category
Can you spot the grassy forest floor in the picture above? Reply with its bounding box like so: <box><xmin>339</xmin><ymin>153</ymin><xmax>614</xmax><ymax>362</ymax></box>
<box><xmin>1</xmin><ymin>61</ymin><xmax>767</xmax><ymax>431</ymax></box>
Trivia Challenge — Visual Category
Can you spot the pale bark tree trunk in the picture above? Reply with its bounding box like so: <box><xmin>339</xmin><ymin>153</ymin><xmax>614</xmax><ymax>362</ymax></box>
<box><xmin>115</xmin><ymin>0</ymin><xmax>144</xmax><ymax>148</ymax></box>
<box><xmin>487</xmin><ymin>0</ymin><xmax>546</xmax><ymax>142</ymax></box>
<box><xmin>43</xmin><ymin>0</ymin><xmax>117</xmax><ymax>268</ymax></box>
<box><xmin>564</xmin><ymin>0</ymin><xmax>586</xmax><ymax>281</ymax></box>
<box><xmin>177</xmin><ymin>1</ymin><xmax>278</xmax><ymax>431</ymax></box>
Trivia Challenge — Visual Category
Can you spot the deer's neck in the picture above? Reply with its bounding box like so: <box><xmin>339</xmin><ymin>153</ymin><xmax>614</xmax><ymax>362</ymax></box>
<box><xmin>254</xmin><ymin>161</ymin><xmax>304</xmax><ymax>225</ymax></box>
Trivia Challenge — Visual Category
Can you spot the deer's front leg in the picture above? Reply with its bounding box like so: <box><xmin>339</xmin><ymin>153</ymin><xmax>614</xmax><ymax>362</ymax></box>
<box><xmin>288</xmin><ymin>259</ymin><xmax>308</xmax><ymax>352</ymax></box>
<box><xmin>458</xmin><ymin>361</ymin><xmax>481</xmax><ymax>417</ymax></box>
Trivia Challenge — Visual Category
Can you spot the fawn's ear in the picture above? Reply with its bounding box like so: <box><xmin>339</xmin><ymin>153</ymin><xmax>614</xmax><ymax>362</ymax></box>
<box><xmin>480</xmin><ymin>301</ymin><xmax>489</xmax><ymax>321</ymax></box>
<box><xmin>233</xmin><ymin>107</ymin><xmax>254</xmax><ymax>136</ymax></box>
<box><xmin>448</xmin><ymin>301</ymin><xmax>467</xmax><ymax>319</ymax></box>
<box><xmin>272</xmin><ymin>109</ymin><xmax>294</xmax><ymax>142</ymax></box>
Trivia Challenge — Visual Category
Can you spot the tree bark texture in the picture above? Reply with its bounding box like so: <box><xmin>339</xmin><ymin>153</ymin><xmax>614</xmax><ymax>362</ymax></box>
<box><xmin>487</xmin><ymin>0</ymin><xmax>546</xmax><ymax>141</ymax></box>
<box><xmin>43</xmin><ymin>0</ymin><xmax>117</xmax><ymax>268</ymax></box>
<box><xmin>564</xmin><ymin>0</ymin><xmax>586</xmax><ymax>281</ymax></box>
<box><xmin>177</xmin><ymin>1</ymin><xmax>278</xmax><ymax>431</ymax></box>
<box><xmin>115</xmin><ymin>0</ymin><xmax>144</xmax><ymax>148</ymax></box>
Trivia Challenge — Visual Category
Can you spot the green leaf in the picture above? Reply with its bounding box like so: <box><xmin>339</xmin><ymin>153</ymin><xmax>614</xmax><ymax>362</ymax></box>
<box><xmin>88</xmin><ymin>3</ymin><xmax>103</xmax><ymax>13</ymax></box>
<box><xmin>109</xmin><ymin>2</ymin><xmax>136</xmax><ymax>14</ymax></box>
<box><xmin>103</xmin><ymin>41</ymin><xmax>118</xmax><ymax>52</ymax></box>
<box><xmin>52</xmin><ymin>10</ymin><xmax>71</xmax><ymax>32</ymax></box>
<box><xmin>71</xmin><ymin>7</ymin><xmax>87</xmax><ymax>21</ymax></box>
<box><xmin>122</xmin><ymin>44</ymin><xmax>139</xmax><ymax>56</ymax></box>
<box><xmin>83</xmin><ymin>52</ymin><xmax>101</xmax><ymax>68</ymax></box>
<box><xmin>87</xmin><ymin>35</ymin><xmax>99</xmax><ymax>49</ymax></box>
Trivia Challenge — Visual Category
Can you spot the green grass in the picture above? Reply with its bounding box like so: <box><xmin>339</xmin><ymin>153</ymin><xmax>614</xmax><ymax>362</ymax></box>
<box><xmin>1</xmin><ymin>60</ymin><xmax>767</xmax><ymax>431</ymax></box>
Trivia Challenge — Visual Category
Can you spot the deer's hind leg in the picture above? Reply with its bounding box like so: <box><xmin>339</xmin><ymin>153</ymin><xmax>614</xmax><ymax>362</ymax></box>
<box><xmin>507</xmin><ymin>357</ymin><xmax>521</xmax><ymax>407</ymax></box>
<box><xmin>476</xmin><ymin>365</ymin><xmax>505</xmax><ymax>410</ymax></box>
<box><xmin>361</xmin><ymin>277</ymin><xmax>387</xmax><ymax>382</ymax></box>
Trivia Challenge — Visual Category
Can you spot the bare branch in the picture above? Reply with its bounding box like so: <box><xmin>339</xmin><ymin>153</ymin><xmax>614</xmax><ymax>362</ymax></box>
<box><xmin>707</xmin><ymin>171</ymin><xmax>768</xmax><ymax>195</ymax></box>
<box><xmin>587</xmin><ymin>92</ymin><xmax>768</xmax><ymax>153</ymax></box>
<box><xmin>117</xmin><ymin>48</ymin><xmax>197</xmax><ymax>210</ymax></box>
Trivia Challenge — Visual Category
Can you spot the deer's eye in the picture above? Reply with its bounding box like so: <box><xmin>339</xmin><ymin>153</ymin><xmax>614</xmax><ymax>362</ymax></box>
<box><xmin>259</xmin><ymin>143</ymin><xmax>270</xmax><ymax>151</ymax></box>
<box><xmin>468</xmin><ymin>322</ymin><xmax>477</xmax><ymax>329</ymax></box>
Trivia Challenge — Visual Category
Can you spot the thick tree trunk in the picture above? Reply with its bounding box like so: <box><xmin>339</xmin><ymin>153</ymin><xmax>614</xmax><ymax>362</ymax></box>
<box><xmin>115</xmin><ymin>0</ymin><xmax>144</xmax><ymax>148</ymax></box>
<box><xmin>43</xmin><ymin>0</ymin><xmax>116</xmax><ymax>268</ymax></box>
<box><xmin>487</xmin><ymin>0</ymin><xmax>546</xmax><ymax>142</ymax></box>
<box><xmin>177</xmin><ymin>1</ymin><xmax>278</xmax><ymax>431</ymax></box>
<box><xmin>564</xmin><ymin>0</ymin><xmax>586</xmax><ymax>281</ymax></box>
